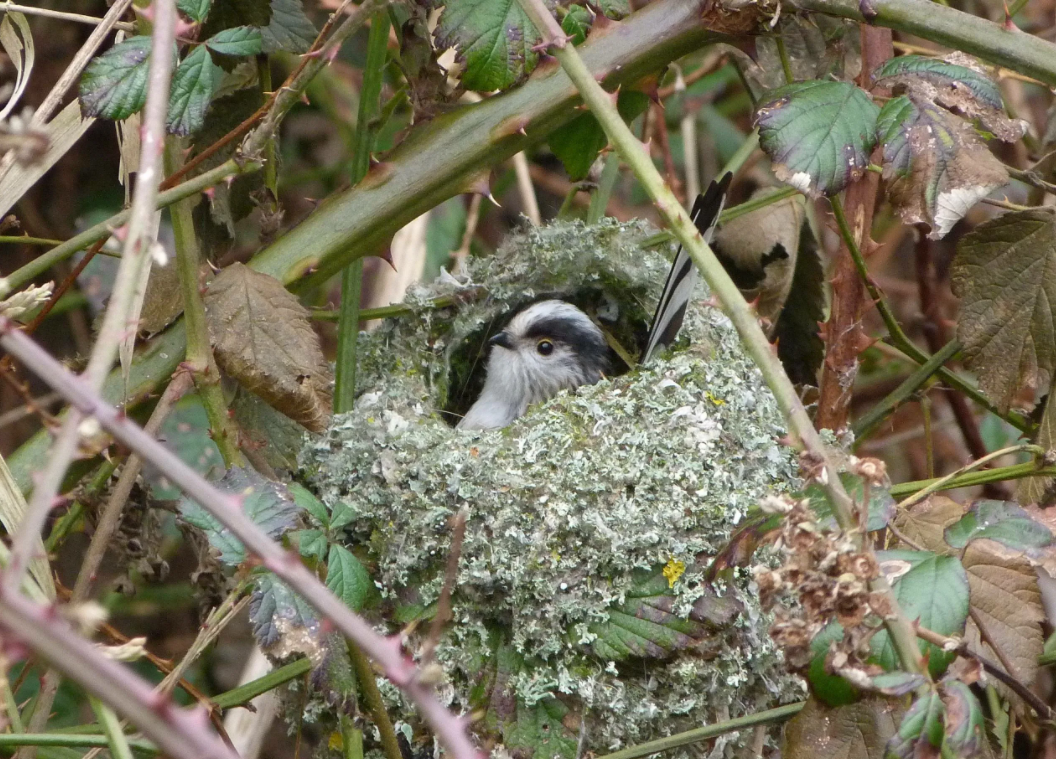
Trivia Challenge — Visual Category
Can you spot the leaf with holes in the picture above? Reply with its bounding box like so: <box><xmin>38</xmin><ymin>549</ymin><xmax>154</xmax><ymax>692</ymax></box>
<box><xmin>874</xmin><ymin>53</ymin><xmax>1027</xmax><ymax>143</ymax></box>
<box><xmin>876</xmin><ymin>94</ymin><xmax>1007</xmax><ymax>239</ymax></box>
<box><xmin>261</xmin><ymin>0</ymin><xmax>317</xmax><ymax>53</ymax></box>
<box><xmin>179</xmin><ymin>467</ymin><xmax>300</xmax><ymax>565</ymax></box>
<box><xmin>178</xmin><ymin>0</ymin><xmax>212</xmax><ymax>22</ymax></box>
<box><xmin>326</xmin><ymin>544</ymin><xmax>375</xmax><ymax>612</ymax></box>
<box><xmin>79</xmin><ymin>36</ymin><xmax>159</xmax><ymax>121</ymax></box>
<box><xmin>167</xmin><ymin>44</ymin><xmax>221</xmax><ymax>135</ymax></box>
<box><xmin>754</xmin><ymin>80</ymin><xmax>879</xmax><ymax>197</ymax></box>
<box><xmin>436</xmin><ymin>0</ymin><xmax>539</xmax><ymax>92</ymax></box>
<box><xmin>203</xmin><ymin>263</ymin><xmax>332</xmax><ymax>431</ymax></box>
<box><xmin>871</xmin><ymin>551</ymin><xmax>969</xmax><ymax>678</ymax></box>
<box><xmin>205</xmin><ymin>26</ymin><xmax>263</xmax><ymax>56</ymax></box>
<box><xmin>587</xmin><ymin>567</ymin><xmax>740</xmax><ymax>660</ymax></box>
<box><xmin>951</xmin><ymin>209</ymin><xmax>1056</xmax><ymax>412</ymax></box>
<box><xmin>944</xmin><ymin>499</ymin><xmax>1053</xmax><ymax>556</ymax></box>
<box><xmin>885</xmin><ymin>690</ymin><xmax>943</xmax><ymax>759</ymax></box>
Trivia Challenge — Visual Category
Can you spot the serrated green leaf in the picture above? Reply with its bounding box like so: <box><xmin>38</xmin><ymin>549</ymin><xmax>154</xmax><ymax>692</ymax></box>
<box><xmin>549</xmin><ymin>91</ymin><xmax>649</xmax><ymax>181</ymax></box>
<box><xmin>941</xmin><ymin>680</ymin><xmax>982</xmax><ymax>757</ymax></box>
<box><xmin>876</xmin><ymin>94</ymin><xmax>1007</xmax><ymax>239</ymax></box>
<box><xmin>261</xmin><ymin>0</ymin><xmax>317</xmax><ymax>54</ymax></box>
<box><xmin>249</xmin><ymin>571</ymin><xmax>318</xmax><ymax>647</ymax></box>
<box><xmin>561</xmin><ymin>5</ymin><xmax>591</xmax><ymax>45</ymax></box>
<box><xmin>805</xmin><ymin>472</ymin><xmax>894</xmax><ymax>532</ymax></box>
<box><xmin>179</xmin><ymin>467</ymin><xmax>300</xmax><ymax>565</ymax></box>
<box><xmin>178</xmin><ymin>0</ymin><xmax>212</xmax><ymax>22</ymax></box>
<box><xmin>593</xmin><ymin>0</ymin><xmax>630</xmax><ymax>19</ymax></box>
<box><xmin>329</xmin><ymin>501</ymin><xmax>356</xmax><ymax>531</ymax></box>
<box><xmin>201</xmin><ymin>0</ymin><xmax>271</xmax><ymax>40</ymax></box>
<box><xmin>167</xmin><ymin>44</ymin><xmax>221</xmax><ymax>135</ymax></box>
<box><xmin>288</xmin><ymin>482</ymin><xmax>329</xmax><ymax>528</ymax></box>
<box><xmin>205</xmin><ymin>26</ymin><xmax>263</xmax><ymax>56</ymax></box>
<box><xmin>872</xmin><ymin>551</ymin><xmax>969</xmax><ymax>678</ymax></box>
<box><xmin>79</xmin><ymin>36</ymin><xmax>156</xmax><ymax>121</ymax></box>
<box><xmin>943</xmin><ymin>499</ymin><xmax>1053</xmax><ymax>555</ymax></box>
<box><xmin>755</xmin><ymin>80</ymin><xmax>879</xmax><ymax>197</ymax></box>
<box><xmin>874</xmin><ymin>54</ymin><xmax>1025</xmax><ymax>143</ymax></box>
<box><xmin>148</xmin><ymin>394</ymin><xmax>223</xmax><ymax>499</ymax></box>
<box><xmin>436</xmin><ymin>0</ymin><xmax>539</xmax><ymax>92</ymax></box>
<box><xmin>885</xmin><ymin>691</ymin><xmax>943</xmax><ymax>759</ymax></box>
<box><xmin>951</xmin><ymin>209</ymin><xmax>1056</xmax><ymax>413</ymax></box>
<box><xmin>326</xmin><ymin>544</ymin><xmax>374</xmax><ymax>612</ymax></box>
<box><xmin>294</xmin><ymin>528</ymin><xmax>328</xmax><ymax>563</ymax></box>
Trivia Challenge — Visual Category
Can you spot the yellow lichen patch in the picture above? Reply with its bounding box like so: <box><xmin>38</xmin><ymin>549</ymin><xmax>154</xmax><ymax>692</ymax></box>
<box><xmin>663</xmin><ymin>558</ymin><xmax>686</xmax><ymax>588</ymax></box>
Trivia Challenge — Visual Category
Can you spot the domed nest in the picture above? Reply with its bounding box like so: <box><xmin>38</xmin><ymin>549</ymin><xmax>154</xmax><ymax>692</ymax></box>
<box><xmin>299</xmin><ymin>218</ymin><xmax>804</xmax><ymax>758</ymax></box>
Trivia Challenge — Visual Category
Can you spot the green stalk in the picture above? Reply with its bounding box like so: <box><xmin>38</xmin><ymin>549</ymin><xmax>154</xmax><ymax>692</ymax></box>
<box><xmin>513</xmin><ymin>0</ymin><xmax>926</xmax><ymax>677</ymax></box>
<box><xmin>0</xmin><ymin>734</ymin><xmax>154</xmax><ymax>751</ymax></box>
<box><xmin>335</xmin><ymin>10</ymin><xmax>392</xmax><ymax>413</ymax></box>
<box><xmin>89</xmin><ymin>699</ymin><xmax>133</xmax><ymax>759</ymax></box>
<box><xmin>211</xmin><ymin>657</ymin><xmax>312</xmax><ymax>709</ymax></box>
<box><xmin>890</xmin><ymin>461</ymin><xmax>1056</xmax><ymax>498</ymax></box>
<box><xmin>587</xmin><ymin>154</ymin><xmax>621</xmax><ymax>224</ymax></box>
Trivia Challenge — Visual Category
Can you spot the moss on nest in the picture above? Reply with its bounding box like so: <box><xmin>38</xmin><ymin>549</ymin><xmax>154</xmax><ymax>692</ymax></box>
<box><xmin>299</xmin><ymin>218</ymin><xmax>804</xmax><ymax>757</ymax></box>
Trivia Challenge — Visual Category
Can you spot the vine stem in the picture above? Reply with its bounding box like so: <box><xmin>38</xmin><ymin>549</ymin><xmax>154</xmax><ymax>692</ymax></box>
<box><xmin>0</xmin><ymin>318</ymin><xmax>482</xmax><ymax>759</ymax></box>
<box><xmin>513</xmin><ymin>0</ymin><xmax>928</xmax><ymax>676</ymax></box>
<box><xmin>3</xmin><ymin>0</ymin><xmax>176</xmax><ymax>599</ymax></box>
<box><xmin>896</xmin><ymin>443</ymin><xmax>1044</xmax><ymax>511</ymax></box>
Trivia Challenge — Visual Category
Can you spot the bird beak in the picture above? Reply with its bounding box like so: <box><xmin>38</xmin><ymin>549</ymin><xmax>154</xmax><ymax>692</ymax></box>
<box><xmin>488</xmin><ymin>331</ymin><xmax>513</xmax><ymax>350</ymax></box>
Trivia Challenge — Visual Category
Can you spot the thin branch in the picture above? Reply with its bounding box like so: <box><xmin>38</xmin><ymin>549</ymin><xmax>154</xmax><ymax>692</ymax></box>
<box><xmin>3</xmin><ymin>0</ymin><xmax>177</xmax><ymax>599</ymax></box>
<box><xmin>896</xmin><ymin>443</ymin><xmax>1045</xmax><ymax>511</ymax></box>
<box><xmin>513</xmin><ymin>0</ymin><xmax>925</xmax><ymax>679</ymax></box>
<box><xmin>0</xmin><ymin>319</ymin><xmax>481</xmax><ymax>759</ymax></box>
<box><xmin>512</xmin><ymin>152</ymin><xmax>542</xmax><ymax>225</ymax></box>
<box><xmin>0</xmin><ymin>3</ymin><xmax>135</xmax><ymax>31</ymax></box>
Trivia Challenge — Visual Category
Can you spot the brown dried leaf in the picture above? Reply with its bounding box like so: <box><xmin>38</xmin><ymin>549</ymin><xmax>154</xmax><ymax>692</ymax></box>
<box><xmin>203</xmin><ymin>263</ymin><xmax>332</xmax><ymax>432</ymax></box>
<box><xmin>962</xmin><ymin>539</ymin><xmax>1044</xmax><ymax>709</ymax></box>
<box><xmin>892</xmin><ymin>495</ymin><xmax>964</xmax><ymax>552</ymax></box>
<box><xmin>783</xmin><ymin>696</ymin><xmax>903</xmax><ymax>759</ymax></box>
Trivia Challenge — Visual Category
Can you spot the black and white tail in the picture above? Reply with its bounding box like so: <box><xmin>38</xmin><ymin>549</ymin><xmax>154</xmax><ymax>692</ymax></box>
<box><xmin>641</xmin><ymin>172</ymin><xmax>732</xmax><ymax>364</ymax></box>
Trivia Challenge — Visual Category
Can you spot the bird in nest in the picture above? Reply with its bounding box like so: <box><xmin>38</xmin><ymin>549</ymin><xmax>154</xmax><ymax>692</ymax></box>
<box><xmin>458</xmin><ymin>173</ymin><xmax>732</xmax><ymax>430</ymax></box>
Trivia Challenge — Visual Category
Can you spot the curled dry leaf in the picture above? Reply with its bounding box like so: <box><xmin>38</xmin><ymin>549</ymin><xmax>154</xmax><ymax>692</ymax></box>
<box><xmin>203</xmin><ymin>262</ymin><xmax>332</xmax><ymax>432</ymax></box>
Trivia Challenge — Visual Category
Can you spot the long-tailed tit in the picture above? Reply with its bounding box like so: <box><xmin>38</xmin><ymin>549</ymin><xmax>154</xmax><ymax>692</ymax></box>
<box><xmin>458</xmin><ymin>173</ymin><xmax>731</xmax><ymax>430</ymax></box>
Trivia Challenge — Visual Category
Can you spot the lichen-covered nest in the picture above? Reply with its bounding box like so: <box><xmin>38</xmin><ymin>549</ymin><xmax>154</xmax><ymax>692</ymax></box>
<box><xmin>299</xmin><ymin>218</ymin><xmax>804</xmax><ymax>758</ymax></box>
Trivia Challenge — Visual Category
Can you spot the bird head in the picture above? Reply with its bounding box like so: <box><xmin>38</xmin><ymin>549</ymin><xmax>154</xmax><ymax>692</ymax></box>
<box><xmin>457</xmin><ymin>300</ymin><xmax>609</xmax><ymax>429</ymax></box>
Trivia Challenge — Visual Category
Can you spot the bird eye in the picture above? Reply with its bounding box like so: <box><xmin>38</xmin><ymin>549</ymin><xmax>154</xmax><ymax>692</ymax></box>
<box><xmin>536</xmin><ymin>339</ymin><xmax>554</xmax><ymax>356</ymax></box>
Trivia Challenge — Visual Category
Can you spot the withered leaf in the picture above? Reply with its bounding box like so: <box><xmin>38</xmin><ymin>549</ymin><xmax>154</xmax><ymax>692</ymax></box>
<box><xmin>782</xmin><ymin>696</ymin><xmax>903</xmax><ymax>759</ymax></box>
<box><xmin>950</xmin><ymin>209</ymin><xmax>1056</xmax><ymax>413</ymax></box>
<box><xmin>877</xmin><ymin>94</ymin><xmax>1008</xmax><ymax>239</ymax></box>
<box><xmin>203</xmin><ymin>262</ymin><xmax>332</xmax><ymax>432</ymax></box>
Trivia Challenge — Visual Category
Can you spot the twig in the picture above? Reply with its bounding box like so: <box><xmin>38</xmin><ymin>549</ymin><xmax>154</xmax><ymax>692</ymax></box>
<box><xmin>896</xmin><ymin>443</ymin><xmax>1044</xmax><ymax>511</ymax></box>
<box><xmin>890</xmin><ymin>461</ymin><xmax>1056</xmax><ymax>498</ymax></box>
<box><xmin>513</xmin><ymin>152</ymin><xmax>542</xmax><ymax>225</ymax></box>
<box><xmin>70</xmin><ymin>371</ymin><xmax>193</xmax><ymax>602</ymax></box>
<box><xmin>421</xmin><ymin>509</ymin><xmax>467</xmax><ymax>665</ymax></box>
<box><xmin>0</xmin><ymin>2</ymin><xmax>135</xmax><ymax>31</ymax></box>
<box><xmin>452</xmin><ymin>195</ymin><xmax>483</xmax><ymax>276</ymax></box>
<box><xmin>513</xmin><ymin>0</ymin><xmax>925</xmax><ymax>678</ymax></box>
<box><xmin>3</xmin><ymin>0</ymin><xmax>177</xmax><ymax>599</ymax></box>
<box><xmin>914</xmin><ymin>625</ymin><xmax>1054</xmax><ymax>720</ymax></box>
<box><xmin>0</xmin><ymin>319</ymin><xmax>481</xmax><ymax>759</ymax></box>
<box><xmin>675</xmin><ymin>69</ymin><xmax>699</xmax><ymax>200</ymax></box>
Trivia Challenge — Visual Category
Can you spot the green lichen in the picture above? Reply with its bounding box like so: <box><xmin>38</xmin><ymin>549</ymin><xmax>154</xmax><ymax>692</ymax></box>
<box><xmin>299</xmin><ymin>219</ymin><xmax>804</xmax><ymax>757</ymax></box>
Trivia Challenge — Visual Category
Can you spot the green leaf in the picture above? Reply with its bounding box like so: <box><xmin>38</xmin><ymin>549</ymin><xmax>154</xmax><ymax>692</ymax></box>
<box><xmin>178</xmin><ymin>0</ymin><xmax>212</xmax><ymax>22</ymax></box>
<box><xmin>326</xmin><ymin>544</ymin><xmax>374</xmax><ymax>612</ymax></box>
<box><xmin>201</xmin><ymin>0</ymin><xmax>271</xmax><ymax>40</ymax></box>
<box><xmin>941</xmin><ymin>680</ymin><xmax>982</xmax><ymax>758</ymax></box>
<box><xmin>943</xmin><ymin>499</ymin><xmax>1053</xmax><ymax>555</ymax></box>
<box><xmin>549</xmin><ymin>91</ymin><xmax>649</xmax><ymax>181</ymax></box>
<box><xmin>329</xmin><ymin>501</ymin><xmax>356</xmax><ymax>531</ymax></box>
<box><xmin>167</xmin><ymin>44</ymin><xmax>221</xmax><ymax>135</ymax></box>
<box><xmin>876</xmin><ymin>94</ymin><xmax>1007</xmax><ymax>239</ymax></box>
<box><xmin>805</xmin><ymin>472</ymin><xmax>894</xmax><ymax>532</ymax></box>
<box><xmin>288</xmin><ymin>482</ymin><xmax>329</xmax><ymax>528</ymax></box>
<box><xmin>561</xmin><ymin>5</ymin><xmax>591</xmax><ymax>45</ymax></box>
<box><xmin>294</xmin><ymin>528</ymin><xmax>328</xmax><ymax>563</ymax></box>
<box><xmin>593</xmin><ymin>0</ymin><xmax>630</xmax><ymax>19</ymax></box>
<box><xmin>249</xmin><ymin>571</ymin><xmax>318</xmax><ymax>647</ymax></box>
<box><xmin>871</xmin><ymin>551</ymin><xmax>969</xmax><ymax>678</ymax></box>
<box><xmin>205</xmin><ymin>26</ymin><xmax>263</xmax><ymax>56</ymax></box>
<box><xmin>179</xmin><ymin>467</ymin><xmax>300</xmax><ymax>565</ymax></box>
<box><xmin>148</xmin><ymin>394</ymin><xmax>223</xmax><ymax>500</ymax></box>
<box><xmin>79</xmin><ymin>36</ymin><xmax>156</xmax><ymax>121</ymax></box>
<box><xmin>587</xmin><ymin>567</ymin><xmax>739</xmax><ymax>660</ymax></box>
<box><xmin>260</xmin><ymin>0</ymin><xmax>317</xmax><ymax>54</ymax></box>
<box><xmin>866</xmin><ymin>671</ymin><xmax>927</xmax><ymax>697</ymax></box>
<box><xmin>885</xmin><ymin>690</ymin><xmax>943</xmax><ymax>759</ymax></box>
<box><xmin>754</xmin><ymin>80</ymin><xmax>879</xmax><ymax>197</ymax></box>
<box><xmin>807</xmin><ymin>621</ymin><xmax>858</xmax><ymax>706</ymax></box>
<box><xmin>435</xmin><ymin>0</ymin><xmax>539</xmax><ymax>92</ymax></box>
<box><xmin>874</xmin><ymin>54</ymin><xmax>1026</xmax><ymax>142</ymax></box>
<box><xmin>951</xmin><ymin>209</ymin><xmax>1056</xmax><ymax>413</ymax></box>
